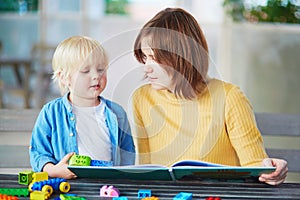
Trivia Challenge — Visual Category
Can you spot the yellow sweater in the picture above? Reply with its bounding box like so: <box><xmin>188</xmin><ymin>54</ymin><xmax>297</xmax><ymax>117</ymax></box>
<box><xmin>132</xmin><ymin>78</ymin><xmax>268</xmax><ymax>167</ymax></box>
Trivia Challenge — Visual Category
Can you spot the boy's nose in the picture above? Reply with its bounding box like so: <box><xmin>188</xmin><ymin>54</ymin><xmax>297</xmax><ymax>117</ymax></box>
<box><xmin>92</xmin><ymin>72</ymin><xmax>100</xmax><ymax>80</ymax></box>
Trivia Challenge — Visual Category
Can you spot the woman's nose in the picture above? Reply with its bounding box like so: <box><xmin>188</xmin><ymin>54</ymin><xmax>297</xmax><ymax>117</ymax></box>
<box><xmin>144</xmin><ymin>65</ymin><xmax>153</xmax><ymax>73</ymax></box>
<box><xmin>144</xmin><ymin>58</ymin><xmax>154</xmax><ymax>73</ymax></box>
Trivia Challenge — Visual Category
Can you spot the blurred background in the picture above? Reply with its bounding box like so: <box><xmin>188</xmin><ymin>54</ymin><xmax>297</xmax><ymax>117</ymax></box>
<box><xmin>0</xmin><ymin>0</ymin><xmax>299</xmax><ymax>114</ymax></box>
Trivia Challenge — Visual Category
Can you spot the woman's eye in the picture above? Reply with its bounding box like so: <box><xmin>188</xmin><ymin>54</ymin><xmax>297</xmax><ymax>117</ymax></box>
<box><xmin>97</xmin><ymin>69</ymin><xmax>105</xmax><ymax>73</ymax></box>
<box><xmin>80</xmin><ymin>70</ymin><xmax>89</xmax><ymax>73</ymax></box>
<box><xmin>142</xmin><ymin>54</ymin><xmax>147</xmax><ymax>61</ymax></box>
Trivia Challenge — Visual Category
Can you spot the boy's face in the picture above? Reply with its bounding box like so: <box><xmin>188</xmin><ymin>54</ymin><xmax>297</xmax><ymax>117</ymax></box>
<box><xmin>67</xmin><ymin>53</ymin><xmax>107</xmax><ymax>106</ymax></box>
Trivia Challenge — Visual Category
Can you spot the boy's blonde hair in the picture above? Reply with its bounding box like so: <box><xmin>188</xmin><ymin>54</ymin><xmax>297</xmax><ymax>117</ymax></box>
<box><xmin>52</xmin><ymin>36</ymin><xmax>108</xmax><ymax>95</ymax></box>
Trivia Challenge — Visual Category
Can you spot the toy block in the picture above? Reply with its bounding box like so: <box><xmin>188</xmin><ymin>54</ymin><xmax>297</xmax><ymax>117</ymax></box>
<box><xmin>59</xmin><ymin>194</ymin><xmax>86</xmax><ymax>200</ymax></box>
<box><xmin>30</xmin><ymin>190</ymin><xmax>50</xmax><ymax>200</ymax></box>
<box><xmin>173</xmin><ymin>192</ymin><xmax>192</xmax><ymax>200</ymax></box>
<box><xmin>90</xmin><ymin>159</ymin><xmax>113</xmax><ymax>166</ymax></box>
<box><xmin>69</xmin><ymin>155</ymin><xmax>91</xmax><ymax>166</ymax></box>
<box><xmin>18</xmin><ymin>170</ymin><xmax>34</xmax><ymax>185</ymax></box>
<box><xmin>138</xmin><ymin>190</ymin><xmax>151</xmax><ymax>198</ymax></box>
<box><xmin>32</xmin><ymin>172</ymin><xmax>48</xmax><ymax>183</ymax></box>
<box><xmin>0</xmin><ymin>188</ymin><xmax>29</xmax><ymax>197</ymax></box>
<box><xmin>206</xmin><ymin>197</ymin><xmax>221</xmax><ymax>200</ymax></box>
<box><xmin>112</xmin><ymin>197</ymin><xmax>128</xmax><ymax>200</ymax></box>
<box><xmin>29</xmin><ymin>178</ymin><xmax>70</xmax><ymax>194</ymax></box>
<box><xmin>141</xmin><ymin>197</ymin><xmax>159</xmax><ymax>200</ymax></box>
<box><xmin>0</xmin><ymin>194</ymin><xmax>19</xmax><ymax>200</ymax></box>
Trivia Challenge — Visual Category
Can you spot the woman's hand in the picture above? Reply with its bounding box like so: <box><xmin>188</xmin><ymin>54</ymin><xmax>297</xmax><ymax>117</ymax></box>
<box><xmin>43</xmin><ymin>152</ymin><xmax>77</xmax><ymax>179</ymax></box>
<box><xmin>259</xmin><ymin>158</ymin><xmax>288</xmax><ymax>185</ymax></box>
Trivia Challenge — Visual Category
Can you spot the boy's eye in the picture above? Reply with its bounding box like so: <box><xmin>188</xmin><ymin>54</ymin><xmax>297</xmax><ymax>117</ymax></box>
<box><xmin>80</xmin><ymin>70</ymin><xmax>89</xmax><ymax>73</ymax></box>
<box><xmin>97</xmin><ymin>69</ymin><xmax>105</xmax><ymax>73</ymax></box>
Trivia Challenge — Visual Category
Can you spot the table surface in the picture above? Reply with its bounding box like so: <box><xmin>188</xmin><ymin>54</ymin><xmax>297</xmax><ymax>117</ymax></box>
<box><xmin>1</xmin><ymin>174</ymin><xmax>300</xmax><ymax>200</ymax></box>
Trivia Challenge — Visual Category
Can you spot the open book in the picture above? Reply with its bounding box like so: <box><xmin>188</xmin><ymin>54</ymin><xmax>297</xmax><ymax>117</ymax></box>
<box><xmin>68</xmin><ymin>160</ymin><xmax>276</xmax><ymax>182</ymax></box>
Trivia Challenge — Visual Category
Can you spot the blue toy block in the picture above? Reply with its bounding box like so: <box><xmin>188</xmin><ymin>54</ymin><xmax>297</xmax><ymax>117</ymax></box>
<box><xmin>173</xmin><ymin>192</ymin><xmax>193</xmax><ymax>200</ymax></box>
<box><xmin>90</xmin><ymin>159</ymin><xmax>113</xmax><ymax>167</ymax></box>
<box><xmin>30</xmin><ymin>178</ymin><xmax>70</xmax><ymax>194</ymax></box>
<box><xmin>112</xmin><ymin>197</ymin><xmax>128</xmax><ymax>200</ymax></box>
<box><xmin>138</xmin><ymin>189</ymin><xmax>151</xmax><ymax>198</ymax></box>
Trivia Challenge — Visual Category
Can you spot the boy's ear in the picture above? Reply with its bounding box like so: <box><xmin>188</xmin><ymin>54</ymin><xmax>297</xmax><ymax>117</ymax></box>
<box><xmin>58</xmin><ymin>71</ymin><xmax>70</xmax><ymax>86</ymax></box>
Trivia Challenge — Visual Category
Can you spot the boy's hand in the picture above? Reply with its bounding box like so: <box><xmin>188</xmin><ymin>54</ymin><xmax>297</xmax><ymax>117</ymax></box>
<box><xmin>43</xmin><ymin>152</ymin><xmax>77</xmax><ymax>179</ymax></box>
<box><xmin>259</xmin><ymin>158</ymin><xmax>288</xmax><ymax>185</ymax></box>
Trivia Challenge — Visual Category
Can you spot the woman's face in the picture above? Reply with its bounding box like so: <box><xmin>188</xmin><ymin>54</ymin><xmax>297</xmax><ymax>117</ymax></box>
<box><xmin>141</xmin><ymin>37</ymin><xmax>175</xmax><ymax>92</ymax></box>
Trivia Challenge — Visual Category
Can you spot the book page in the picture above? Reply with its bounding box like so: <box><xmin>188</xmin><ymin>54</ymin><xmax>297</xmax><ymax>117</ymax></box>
<box><xmin>171</xmin><ymin>160</ymin><xmax>224</xmax><ymax>168</ymax></box>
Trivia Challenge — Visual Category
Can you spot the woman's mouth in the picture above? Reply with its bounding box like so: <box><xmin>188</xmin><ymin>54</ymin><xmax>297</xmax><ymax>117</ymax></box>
<box><xmin>147</xmin><ymin>77</ymin><xmax>157</xmax><ymax>82</ymax></box>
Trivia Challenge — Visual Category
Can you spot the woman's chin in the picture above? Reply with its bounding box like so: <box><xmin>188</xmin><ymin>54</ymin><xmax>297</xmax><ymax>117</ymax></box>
<box><xmin>150</xmin><ymin>83</ymin><xmax>167</xmax><ymax>91</ymax></box>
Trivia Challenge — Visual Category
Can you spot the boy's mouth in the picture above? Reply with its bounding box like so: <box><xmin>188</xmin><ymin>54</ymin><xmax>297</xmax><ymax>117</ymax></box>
<box><xmin>91</xmin><ymin>84</ymin><xmax>100</xmax><ymax>90</ymax></box>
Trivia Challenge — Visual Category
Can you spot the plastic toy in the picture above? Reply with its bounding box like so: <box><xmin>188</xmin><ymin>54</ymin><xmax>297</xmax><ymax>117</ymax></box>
<box><xmin>55</xmin><ymin>194</ymin><xmax>86</xmax><ymax>200</ymax></box>
<box><xmin>18</xmin><ymin>170</ymin><xmax>48</xmax><ymax>186</ymax></box>
<box><xmin>90</xmin><ymin>159</ymin><xmax>113</xmax><ymax>167</ymax></box>
<box><xmin>0</xmin><ymin>194</ymin><xmax>19</xmax><ymax>200</ymax></box>
<box><xmin>0</xmin><ymin>188</ymin><xmax>29</xmax><ymax>197</ymax></box>
<box><xmin>100</xmin><ymin>185</ymin><xmax>120</xmax><ymax>197</ymax></box>
<box><xmin>206</xmin><ymin>197</ymin><xmax>221</xmax><ymax>200</ymax></box>
<box><xmin>29</xmin><ymin>178</ymin><xmax>71</xmax><ymax>195</ymax></box>
<box><xmin>173</xmin><ymin>192</ymin><xmax>192</xmax><ymax>200</ymax></box>
<box><xmin>18</xmin><ymin>170</ymin><xmax>34</xmax><ymax>185</ymax></box>
<box><xmin>138</xmin><ymin>189</ymin><xmax>151</xmax><ymax>198</ymax></box>
<box><xmin>30</xmin><ymin>190</ymin><xmax>50</xmax><ymax>200</ymax></box>
<box><xmin>69</xmin><ymin>154</ymin><xmax>113</xmax><ymax>167</ymax></box>
<box><xmin>141</xmin><ymin>197</ymin><xmax>159</xmax><ymax>200</ymax></box>
<box><xmin>32</xmin><ymin>172</ymin><xmax>48</xmax><ymax>183</ymax></box>
<box><xmin>112</xmin><ymin>197</ymin><xmax>128</xmax><ymax>200</ymax></box>
<box><xmin>69</xmin><ymin>155</ymin><xmax>91</xmax><ymax>166</ymax></box>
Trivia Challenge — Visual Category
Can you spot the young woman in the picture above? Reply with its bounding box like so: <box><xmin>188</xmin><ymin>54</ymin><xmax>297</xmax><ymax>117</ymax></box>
<box><xmin>132</xmin><ymin>7</ymin><xmax>287</xmax><ymax>185</ymax></box>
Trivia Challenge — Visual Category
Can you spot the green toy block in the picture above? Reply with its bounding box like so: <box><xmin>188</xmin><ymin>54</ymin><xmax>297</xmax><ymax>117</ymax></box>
<box><xmin>0</xmin><ymin>188</ymin><xmax>29</xmax><ymax>197</ymax></box>
<box><xmin>60</xmin><ymin>194</ymin><xmax>87</xmax><ymax>200</ymax></box>
<box><xmin>69</xmin><ymin>154</ymin><xmax>91</xmax><ymax>166</ymax></box>
<box><xmin>18</xmin><ymin>170</ymin><xmax>34</xmax><ymax>185</ymax></box>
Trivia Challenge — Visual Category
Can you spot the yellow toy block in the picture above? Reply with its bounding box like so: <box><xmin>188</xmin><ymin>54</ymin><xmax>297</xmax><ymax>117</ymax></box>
<box><xmin>32</xmin><ymin>172</ymin><xmax>48</xmax><ymax>183</ymax></box>
<box><xmin>30</xmin><ymin>190</ymin><xmax>50</xmax><ymax>200</ymax></box>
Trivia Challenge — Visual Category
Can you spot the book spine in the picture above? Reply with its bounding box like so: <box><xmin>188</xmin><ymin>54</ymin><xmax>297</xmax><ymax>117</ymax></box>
<box><xmin>168</xmin><ymin>168</ymin><xmax>176</xmax><ymax>181</ymax></box>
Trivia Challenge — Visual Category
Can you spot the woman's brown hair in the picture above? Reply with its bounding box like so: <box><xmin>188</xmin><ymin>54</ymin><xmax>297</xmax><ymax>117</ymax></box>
<box><xmin>134</xmin><ymin>7</ymin><xmax>209</xmax><ymax>99</ymax></box>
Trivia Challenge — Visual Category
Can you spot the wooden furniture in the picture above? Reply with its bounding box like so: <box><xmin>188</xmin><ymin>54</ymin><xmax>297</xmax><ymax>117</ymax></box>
<box><xmin>0</xmin><ymin>110</ymin><xmax>299</xmax><ymax>182</ymax></box>
<box><xmin>0</xmin><ymin>174</ymin><xmax>300</xmax><ymax>199</ymax></box>
<box><xmin>0</xmin><ymin>44</ymin><xmax>57</xmax><ymax>109</ymax></box>
<box><xmin>0</xmin><ymin>58</ymin><xmax>32</xmax><ymax>108</ymax></box>
<box><xmin>30</xmin><ymin>43</ymin><xmax>57</xmax><ymax>108</ymax></box>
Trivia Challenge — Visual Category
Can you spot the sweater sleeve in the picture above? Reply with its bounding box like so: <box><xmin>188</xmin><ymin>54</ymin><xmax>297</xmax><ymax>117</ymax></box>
<box><xmin>225</xmin><ymin>85</ymin><xmax>268</xmax><ymax>166</ymax></box>
<box><xmin>131</xmin><ymin>88</ymin><xmax>151</xmax><ymax>164</ymax></box>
